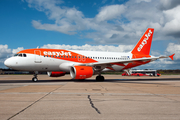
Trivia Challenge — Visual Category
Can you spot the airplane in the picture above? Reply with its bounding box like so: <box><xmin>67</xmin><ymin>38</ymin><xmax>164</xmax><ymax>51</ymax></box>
<box><xmin>4</xmin><ymin>28</ymin><xmax>175</xmax><ymax>82</ymax></box>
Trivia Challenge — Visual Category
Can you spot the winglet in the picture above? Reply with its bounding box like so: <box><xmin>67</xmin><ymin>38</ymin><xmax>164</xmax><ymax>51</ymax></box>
<box><xmin>169</xmin><ymin>54</ymin><xmax>175</xmax><ymax>60</ymax></box>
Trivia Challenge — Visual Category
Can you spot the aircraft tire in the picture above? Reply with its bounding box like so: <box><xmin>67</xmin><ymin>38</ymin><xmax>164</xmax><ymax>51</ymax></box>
<box><xmin>32</xmin><ymin>77</ymin><xmax>38</xmax><ymax>82</ymax></box>
<box><xmin>96</xmin><ymin>76</ymin><xmax>104</xmax><ymax>81</ymax></box>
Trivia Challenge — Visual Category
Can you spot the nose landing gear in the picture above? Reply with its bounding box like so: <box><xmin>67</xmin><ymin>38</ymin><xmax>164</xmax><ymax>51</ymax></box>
<box><xmin>32</xmin><ymin>71</ymin><xmax>38</xmax><ymax>82</ymax></box>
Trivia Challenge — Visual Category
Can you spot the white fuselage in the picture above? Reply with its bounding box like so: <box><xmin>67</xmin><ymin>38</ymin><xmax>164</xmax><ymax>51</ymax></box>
<box><xmin>5</xmin><ymin>50</ymin><xmax>132</xmax><ymax>72</ymax></box>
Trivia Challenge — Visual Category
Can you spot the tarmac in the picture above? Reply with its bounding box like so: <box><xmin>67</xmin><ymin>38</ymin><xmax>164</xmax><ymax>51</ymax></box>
<box><xmin>0</xmin><ymin>75</ymin><xmax>180</xmax><ymax>120</ymax></box>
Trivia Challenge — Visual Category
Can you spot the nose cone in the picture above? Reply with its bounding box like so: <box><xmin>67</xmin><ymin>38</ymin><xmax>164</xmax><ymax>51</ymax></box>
<box><xmin>4</xmin><ymin>58</ymin><xmax>13</xmax><ymax>68</ymax></box>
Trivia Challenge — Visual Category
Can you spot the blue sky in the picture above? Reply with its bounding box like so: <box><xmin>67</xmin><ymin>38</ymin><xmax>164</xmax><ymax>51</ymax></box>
<box><xmin>0</xmin><ymin>0</ymin><xmax>180</xmax><ymax>69</ymax></box>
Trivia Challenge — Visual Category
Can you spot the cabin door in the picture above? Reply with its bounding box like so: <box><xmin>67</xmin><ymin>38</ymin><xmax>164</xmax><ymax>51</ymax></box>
<box><xmin>34</xmin><ymin>50</ymin><xmax>42</xmax><ymax>63</ymax></box>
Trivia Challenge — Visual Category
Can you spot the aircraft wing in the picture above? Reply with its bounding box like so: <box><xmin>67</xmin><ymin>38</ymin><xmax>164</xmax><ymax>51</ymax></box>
<box><xmin>87</xmin><ymin>54</ymin><xmax>175</xmax><ymax>68</ymax></box>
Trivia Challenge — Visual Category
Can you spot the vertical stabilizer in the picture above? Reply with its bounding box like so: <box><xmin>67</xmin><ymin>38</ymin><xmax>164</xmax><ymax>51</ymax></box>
<box><xmin>131</xmin><ymin>28</ymin><xmax>154</xmax><ymax>56</ymax></box>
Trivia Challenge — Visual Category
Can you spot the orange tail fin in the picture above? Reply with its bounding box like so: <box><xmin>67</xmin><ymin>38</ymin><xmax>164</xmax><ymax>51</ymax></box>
<box><xmin>131</xmin><ymin>28</ymin><xmax>154</xmax><ymax>56</ymax></box>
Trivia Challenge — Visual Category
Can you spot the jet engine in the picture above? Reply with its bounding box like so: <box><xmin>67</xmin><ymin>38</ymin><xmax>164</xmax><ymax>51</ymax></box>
<box><xmin>47</xmin><ymin>71</ymin><xmax>66</xmax><ymax>77</ymax></box>
<box><xmin>70</xmin><ymin>66</ymin><xmax>94</xmax><ymax>79</ymax></box>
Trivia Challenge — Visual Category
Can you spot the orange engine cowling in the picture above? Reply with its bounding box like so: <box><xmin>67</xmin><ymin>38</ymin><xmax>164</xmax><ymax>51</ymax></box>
<box><xmin>47</xmin><ymin>71</ymin><xmax>66</xmax><ymax>77</ymax></box>
<box><xmin>70</xmin><ymin>66</ymin><xmax>94</xmax><ymax>79</ymax></box>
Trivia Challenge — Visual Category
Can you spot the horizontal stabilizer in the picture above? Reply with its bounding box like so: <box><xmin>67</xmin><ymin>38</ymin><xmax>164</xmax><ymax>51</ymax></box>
<box><xmin>169</xmin><ymin>54</ymin><xmax>175</xmax><ymax>60</ymax></box>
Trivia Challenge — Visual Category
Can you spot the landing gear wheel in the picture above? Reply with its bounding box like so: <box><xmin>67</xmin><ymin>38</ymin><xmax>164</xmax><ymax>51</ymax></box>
<box><xmin>32</xmin><ymin>77</ymin><xmax>38</xmax><ymax>82</ymax></box>
<box><xmin>96</xmin><ymin>76</ymin><xmax>104</xmax><ymax>81</ymax></box>
<box><xmin>32</xmin><ymin>71</ymin><xmax>38</xmax><ymax>82</ymax></box>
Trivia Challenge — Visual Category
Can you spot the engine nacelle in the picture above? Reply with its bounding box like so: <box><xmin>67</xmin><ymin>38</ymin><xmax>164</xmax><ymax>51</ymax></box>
<box><xmin>47</xmin><ymin>71</ymin><xmax>66</xmax><ymax>77</ymax></box>
<box><xmin>70</xmin><ymin>66</ymin><xmax>94</xmax><ymax>79</ymax></box>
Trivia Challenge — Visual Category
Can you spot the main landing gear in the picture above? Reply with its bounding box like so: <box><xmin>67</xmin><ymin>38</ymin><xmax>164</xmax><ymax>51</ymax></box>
<box><xmin>32</xmin><ymin>71</ymin><xmax>38</xmax><ymax>82</ymax></box>
<box><xmin>96</xmin><ymin>73</ymin><xmax>104</xmax><ymax>81</ymax></box>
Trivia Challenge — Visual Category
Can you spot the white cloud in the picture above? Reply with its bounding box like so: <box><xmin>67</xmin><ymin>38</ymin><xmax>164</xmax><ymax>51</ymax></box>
<box><xmin>27</xmin><ymin>0</ymin><xmax>85</xmax><ymax>35</ymax></box>
<box><xmin>25</xmin><ymin>0</ymin><xmax>180</xmax><ymax>46</ymax></box>
<box><xmin>32</xmin><ymin>20</ymin><xmax>77</xmax><ymax>35</ymax></box>
<box><xmin>0</xmin><ymin>45</ymin><xmax>12</xmax><ymax>68</ymax></box>
<box><xmin>165</xmin><ymin>43</ymin><xmax>180</xmax><ymax>60</ymax></box>
<box><xmin>151</xmin><ymin>50</ymin><xmax>161</xmax><ymax>56</ymax></box>
<box><xmin>0</xmin><ymin>45</ymin><xmax>11</xmax><ymax>59</ymax></box>
<box><xmin>162</xmin><ymin>6</ymin><xmax>180</xmax><ymax>37</ymax></box>
<box><xmin>95</xmin><ymin>5</ymin><xmax>126</xmax><ymax>22</ymax></box>
<box><xmin>159</xmin><ymin>0</ymin><xmax>180</xmax><ymax>10</ymax></box>
<box><xmin>102</xmin><ymin>0</ymin><xmax>107</xmax><ymax>4</ymax></box>
<box><xmin>135</xmin><ymin>0</ymin><xmax>151</xmax><ymax>3</ymax></box>
<box><xmin>12</xmin><ymin>47</ymin><xmax>24</xmax><ymax>54</ymax></box>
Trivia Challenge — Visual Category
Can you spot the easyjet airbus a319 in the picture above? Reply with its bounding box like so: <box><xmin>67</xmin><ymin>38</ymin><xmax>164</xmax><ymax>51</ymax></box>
<box><xmin>4</xmin><ymin>28</ymin><xmax>175</xmax><ymax>82</ymax></box>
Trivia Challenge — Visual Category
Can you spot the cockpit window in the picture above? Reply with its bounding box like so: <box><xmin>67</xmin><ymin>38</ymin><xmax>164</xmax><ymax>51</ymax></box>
<box><xmin>23</xmin><ymin>54</ymin><xmax>27</xmax><ymax>57</ymax></box>
<box><xmin>18</xmin><ymin>54</ymin><xmax>22</xmax><ymax>57</ymax></box>
<box><xmin>14</xmin><ymin>53</ymin><xmax>27</xmax><ymax>57</ymax></box>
